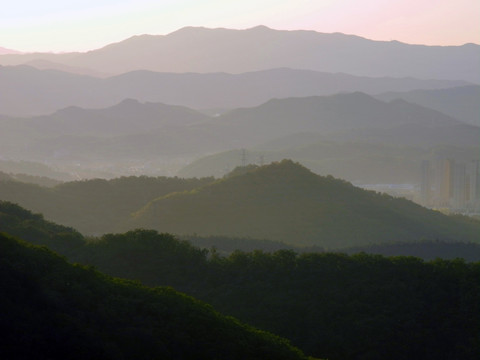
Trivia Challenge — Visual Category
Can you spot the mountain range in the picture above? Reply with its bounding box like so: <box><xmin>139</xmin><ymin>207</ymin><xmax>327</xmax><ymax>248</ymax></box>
<box><xmin>194</xmin><ymin>92</ymin><xmax>467</xmax><ymax>147</ymax></box>
<box><xmin>2</xmin><ymin>23</ymin><xmax>479</xmax><ymax>360</ymax></box>
<box><xmin>2</xmin><ymin>91</ymin><xmax>477</xmax><ymax>176</ymax></box>
<box><xmin>1</xmin><ymin>26</ymin><xmax>478</xmax><ymax>82</ymax></box>
<box><xmin>2</xmin><ymin>89</ymin><xmax>477</xmax><ymax>180</ymax></box>
<box><xmin>0</xmin><ymin>65</ymin><xmax>469</xmax><ymax>117</ymax></box>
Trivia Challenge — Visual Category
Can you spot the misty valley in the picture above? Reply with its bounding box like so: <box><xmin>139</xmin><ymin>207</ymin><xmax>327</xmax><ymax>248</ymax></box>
<box><xmin>1</xmin><ymin>26</ymin><xmax>479</xmax><ymax>360</ymax></box>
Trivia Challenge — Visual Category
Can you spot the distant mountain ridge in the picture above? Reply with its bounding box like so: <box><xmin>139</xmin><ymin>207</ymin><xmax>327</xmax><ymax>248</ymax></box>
<box><xmin>0</xmin><ymin>65</ymin><xmax>469</xmax><ymax>117</ymax></box>
<box><xmin>1</xmin><ymin>26</ymin><xmax>478</xmax><ymax>81</ymax></box>
<box><xmin>189</xmin><ymin>92</ymin><xmax>469</xmax><ymax>149</ymax></box>
<box><xmin>1</xmin><ymin>92</ymin><xmax>477</xmax><ymax>173</ymax></box>
<box><xmin>2</xmin><ymin>92</ymin><xmax>475</xmax><ymax>167</ymax></box>
<box><xmin>22</xmin><ymin>98</ymin><xmax>209</xmax><ymax>137</ymax></box>
<box><xmin>376</xmin><ymin>85</ymin><xmax>480</xmax><ymax>126</ymax></box>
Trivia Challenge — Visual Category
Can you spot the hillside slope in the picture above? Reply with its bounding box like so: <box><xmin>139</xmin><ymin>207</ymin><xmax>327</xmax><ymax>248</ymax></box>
<box><xmin>0</xmin><ymin>232</ymin><xmax>308</xmax><ymax>360</ymax></box>
<box><xmin>0</xmin><ymin>202</ymin><xmax>478</xmax><ymax>359</ymax></box>
<box><xmin>131</xmin><ymin>160</ymin><xmax>480</xmax><ymax>248</ymax></box>
<box><xmin>0</xmin><ymin>176</ymin><xmax>214</xmax><ymax>235</ymax></box>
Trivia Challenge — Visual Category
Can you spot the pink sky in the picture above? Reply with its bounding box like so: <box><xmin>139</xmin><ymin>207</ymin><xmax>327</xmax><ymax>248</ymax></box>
<box><xmin>1</xmin><ymin>0</ymin><xmax>478</xmax><ymax>52</ymax></box>
<box><xmin>272</xmin><ymin>0</ymin><xmax>479</xmax><ymax>45</ymax></box>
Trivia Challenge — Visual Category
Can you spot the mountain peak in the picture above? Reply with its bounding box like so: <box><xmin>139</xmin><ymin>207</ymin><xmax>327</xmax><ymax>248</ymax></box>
<box><xmin>225</xmin><ymin>159</ymin><xmax>316</xmax><ymax>181</ymax></box>
<box><xmin>116</xmin><ymin>98</ymin><xmax>141</xmax><ymax>107</ymax></box>
<box><xmin>247</xmin><ymin>25</ymin><xmax>272</xmax><ymax>31</ymax></box>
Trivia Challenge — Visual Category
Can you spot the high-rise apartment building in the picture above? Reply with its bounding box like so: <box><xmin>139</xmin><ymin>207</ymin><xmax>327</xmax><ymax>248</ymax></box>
<box><xmin>423</xmin><ymin>158</ymin><xmax>479</xmax><ymax>212</ymax></box>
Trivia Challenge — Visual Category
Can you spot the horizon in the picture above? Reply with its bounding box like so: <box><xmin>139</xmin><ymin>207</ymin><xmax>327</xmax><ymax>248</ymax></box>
<box><xmin>1</xmin><ymin>0</ymin><xmax>479</xmax><ymax>53</ymax></box>
<box><xmin>3</xmin><ymin>25</ymin><xmax>480</xmax><ymax>56</ymax></box>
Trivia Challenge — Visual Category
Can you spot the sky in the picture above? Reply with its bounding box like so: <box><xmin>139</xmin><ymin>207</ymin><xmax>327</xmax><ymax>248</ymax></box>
<box><xmin>1</xmin><ymin>0</ymin><xmax>479</xmax><ymax>53</ymax></box>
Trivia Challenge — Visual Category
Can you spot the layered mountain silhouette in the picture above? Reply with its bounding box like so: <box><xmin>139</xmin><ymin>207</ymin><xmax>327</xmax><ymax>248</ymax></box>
<box><xmin>198</xmin><ymin>92</ymin><xmax>464</xmax><ymax>147</ymax></box>
<box><xmin>2</xmin><ymin>92</ymin><xmax>476</xmax><ymax>171</ymax></box>
<box><xmin>2</xmin><ymin>92</ymin><xmax>476</xmax><ymax>168</ymax></box>
<box><xmin>1</xmin><ymin>26</ymin><xmax>478</xmax><ymax>82</ymax></box>
<box><xmin>20</xmin><ymin>98</ymin><xmax>209</xmax><ymax>137</ymax></box>
<box><xmin>129</xmin><ymin>160</ymin><xmax>480</xmax><ymax>249</ymax></box>
<box><xmin>0</xmin><ymin>65</ymin><xmax>468</xmax><ymax>117</ymax></box>
<box><xmin>376</xmin><ymin>85</ymin><xmax>480</xmax><ymax>126</ymax></box>
<box><xmin>24</xmin><ymin>59</ymin><xmax>109</xmax><ymax>77</ymax></box>
<box><xmin>1</xmin><ymin>22</ymin><xmax>479</xmax><ymax>360</ymax></box>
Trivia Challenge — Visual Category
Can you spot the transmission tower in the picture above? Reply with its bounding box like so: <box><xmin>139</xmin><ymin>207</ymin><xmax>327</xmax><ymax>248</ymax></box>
<box><xmin>241</xmin><ymin>149</ymin><xmax>247</xmax><ymax>167</ymax></box>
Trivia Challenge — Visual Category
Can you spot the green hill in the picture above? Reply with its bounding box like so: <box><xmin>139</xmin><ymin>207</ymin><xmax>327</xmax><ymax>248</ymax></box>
<box><xmin>0</xmin><ymin>201</ymin><xmax>85</xmax><ymax>257</ymax></box>
<box><xmin>0</xmin><ymin>202</ymin><xmax>478</xmax><ymax>359</ymax></box>
<box><xmin>0</xmin><ymin>175</ymin><xmax>213</xmax><ymax>234</ymax></box>
<box><xmin>0</xmin><ymin>232</ymin><xmax>309</xmax><ymax>360</ymax></box>
<box><xmin>131</xmin><ymin>160</ymin><xmax>480</xmax><ymax>249</ymax></box>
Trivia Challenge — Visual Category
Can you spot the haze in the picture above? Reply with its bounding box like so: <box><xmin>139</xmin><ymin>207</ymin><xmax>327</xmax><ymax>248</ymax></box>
<box><xmin>0</xmin><ymin>2</ymin><xmax>479</xmax><ymax>359</ymax></box>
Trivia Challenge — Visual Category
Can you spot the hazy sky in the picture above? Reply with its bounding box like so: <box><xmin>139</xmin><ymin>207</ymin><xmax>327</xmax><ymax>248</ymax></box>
<box><xmin>1</xmin><ymin>0</ymin><xmax>479</xmax><ymax>52</ymax></box>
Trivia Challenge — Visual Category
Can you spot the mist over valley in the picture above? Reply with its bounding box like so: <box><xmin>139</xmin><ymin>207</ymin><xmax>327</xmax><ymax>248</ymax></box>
<box><xmin>1</xmin><ymin>20</ymin><xmax>479</xmax><ymax>360</ymax></box>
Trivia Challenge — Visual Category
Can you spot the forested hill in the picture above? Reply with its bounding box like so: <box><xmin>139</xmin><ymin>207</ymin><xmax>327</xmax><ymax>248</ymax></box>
<box><xmin>130</xmin><ymin>160</ymin><xmax>480</xmax><ymax>248</ymax></box>
<box><xmin>0</xmin><ymin>232</ymin><xmax>309</xmax><ymax>360</ymax></box>
<box><xmin>0</xmin><ymin>202</ymin><xmax>479</xmax><ymax>359</ymax></box>
<box><xmin>0</xmin><ymin>175</ymin><xmax>214</xmax><ymax>234</ymax></box>
<box><xmin>0</xmin><ymin>200</ymin><xmax>85</xmax><ymax>256</ymax></box>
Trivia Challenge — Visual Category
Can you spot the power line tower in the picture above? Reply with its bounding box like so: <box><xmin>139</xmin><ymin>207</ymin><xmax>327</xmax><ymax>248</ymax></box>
<box><xmin>259</xmin><ymin>154</ymin><xmax>265</xmax><ymax>166</ymax></box>
<box><xmin>241</xmin><ymin>149</ymin><xmax>247</xmax><ymax>168</ymax></box>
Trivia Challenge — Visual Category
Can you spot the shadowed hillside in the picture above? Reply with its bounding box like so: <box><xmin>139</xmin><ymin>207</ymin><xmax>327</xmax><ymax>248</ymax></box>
<box><xmin>0</xmin><ymin>232</ymin><xmax>309</xmax><ymax>360</ymax></box>
<box><xmin>0</xmin><ymin>202</ymin><xmax>478</xmax><ymax>360</ymax></box>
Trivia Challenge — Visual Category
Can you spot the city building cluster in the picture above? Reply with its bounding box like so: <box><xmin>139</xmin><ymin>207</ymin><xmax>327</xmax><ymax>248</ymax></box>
<box><xmin>420</xmin><ymin>158</ymin><xmax>480</xmax><ymax>213</ymax></box>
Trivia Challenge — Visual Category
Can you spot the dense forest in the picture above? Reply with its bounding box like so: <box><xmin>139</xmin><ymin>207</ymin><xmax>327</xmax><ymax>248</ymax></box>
<box><xmin>0</xmin><ymin>232</ymin><xmax>309</xmax><ymax>360</ymax></box>
<box><xmin>1</xmin><ymin>201</ymin><xmax>478</xmax><ymax>359</ymax></box>
<box><xmin>72</xmin><ymin>231</ymin><xmax>480</xmax><ymax>360</ymax></box>
<box><xmin>183</xmin><ymin>234</ymin><xmax>480</xmax><ymax>261</ymax></box>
